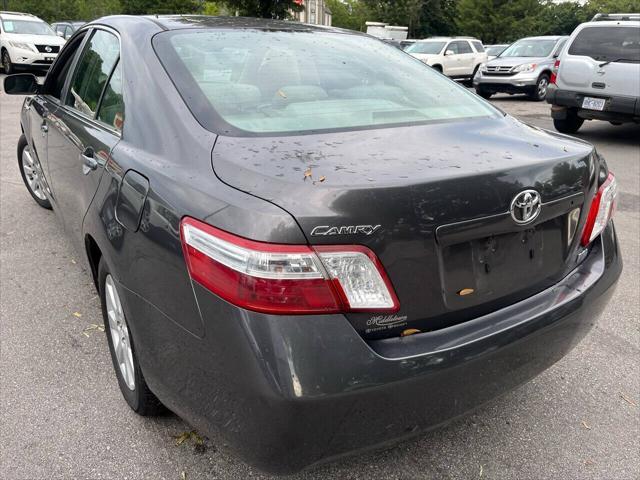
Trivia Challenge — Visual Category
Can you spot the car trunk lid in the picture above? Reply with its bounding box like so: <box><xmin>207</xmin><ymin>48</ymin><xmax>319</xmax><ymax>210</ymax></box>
<box><xmin>211</xmin><ymin>116</ymin><xmax>595</xmax><ymax>339</ymax></box>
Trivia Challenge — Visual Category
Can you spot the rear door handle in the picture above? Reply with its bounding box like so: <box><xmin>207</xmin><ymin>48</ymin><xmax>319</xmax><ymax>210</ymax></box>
<box><xmin>81</xmin><ymin>148</ymin><xmax>98</xmax><ymax>174</ymax></box>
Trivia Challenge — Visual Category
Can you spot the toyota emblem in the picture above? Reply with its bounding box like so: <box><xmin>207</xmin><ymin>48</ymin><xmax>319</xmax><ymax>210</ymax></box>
<box><xmin>45</xmin><ymin>46</ymin><xmax>52</xmax><ymax>53</ymax></box>
<box><xmin>510</xmin><ymin>190</ymin><xmax>542</xmax><ymax>225</ymax></box>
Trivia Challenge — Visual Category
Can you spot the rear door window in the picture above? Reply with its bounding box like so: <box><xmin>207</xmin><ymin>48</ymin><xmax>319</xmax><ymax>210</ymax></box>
<box><xmin>472</xmin><ymin>41</ymin><xmax>484</xmax><ymax>52</ymax></box>
<box><xmin>446</xmin><ymin>42</ymin><xmax>459</xmax><ymax>54</ymax></box>
<box><xmin>568</xmin><ymin>26</ymin><xmax>640</xmax><ymax>62</ymax></box>
<box><xmin>66</xmin><ymin>29</ymin><xmax>120</xmax><ymax>117</ymax></box>
<box><xmin>453</xmin><ymin>41</ymin><xmax>472</xmax><ymax>54</ymax></box>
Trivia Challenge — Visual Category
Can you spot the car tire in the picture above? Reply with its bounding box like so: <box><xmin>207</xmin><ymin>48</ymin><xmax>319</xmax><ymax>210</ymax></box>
<box><xmin>99</xmin><ymin>258</ymin><xmax>166</xmax><ymax>416</ymax></box>
<box><xmin>529</xmin><ymin>73</ymin><xmax>550</xmax><ymax>101</ymax></box>
<box><xmin>2</xmin><ymin>49</ymin><xmax>14</xmax><ymax>74</ymax></box>
<box><xmin>17</xmin><ymin>134</ymin><xmax>52</xmax><ymax>209</ymax></box>
<box><xmin>553</xmin><ymin>110</ymin><xmax>584</xmax><ymax>134</ymax></box>
<box><xmin>476</xmin><ymin>88</ymin><xmax>493</xmax><ymax>100</ymax></box>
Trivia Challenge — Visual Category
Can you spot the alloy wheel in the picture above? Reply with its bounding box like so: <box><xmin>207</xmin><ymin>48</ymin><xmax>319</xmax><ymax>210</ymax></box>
<box><xmin>21</xmin><ymin>146</ymin><xmax>47</xmax><ymax>201</ymax></box>
<box><xmin>105</xmin><ymin>274</ymin><xmax>135</xmax><ymax>390</ymax></box>
<box><xmin>537</xmin><ymin>77</ymin><xmax>548</xmax><ymax>99</ymax></box>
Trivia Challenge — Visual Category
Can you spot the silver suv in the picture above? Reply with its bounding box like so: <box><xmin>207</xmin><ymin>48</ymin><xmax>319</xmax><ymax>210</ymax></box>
<box><xmin>547</xmin><ymin>13</ymin><xmax>640</xmax><ymax>133</ymax></box>
<box><xmin>474</xmin><ymin>36</ymin><xmax>568</xmax><ymax>101</ymax></box>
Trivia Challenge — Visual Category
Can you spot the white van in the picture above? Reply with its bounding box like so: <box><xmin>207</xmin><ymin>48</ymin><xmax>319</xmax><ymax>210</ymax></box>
<box><xmin>547</xmin><ymin>13</ymin><xmax>640</xmax><ymax>133</ymax></box>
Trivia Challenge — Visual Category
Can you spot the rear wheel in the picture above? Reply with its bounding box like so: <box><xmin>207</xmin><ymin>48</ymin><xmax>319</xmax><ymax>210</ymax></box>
<box><xmin>99</xmin><ymin>259</ymin><xmax>165</xmax><ymax>416</ymax></box>
<box><xmin>529</xmin><ymin>73</ymin><xmax>550</xmax><ymax>101</ymax></box>
<box><xmin>553</xmin><ymin>109</ymin><xmax>584</xmax><ymax>134</ymax></box>
<box><xmin>17</xmin><ymin>135</ymin><xmax>51</xmax><ymax>209</ymax></box>
<box><xmin>2</xmin><ymin>49</ymin><xmax>13</xmax><ymax>74</ymax></box>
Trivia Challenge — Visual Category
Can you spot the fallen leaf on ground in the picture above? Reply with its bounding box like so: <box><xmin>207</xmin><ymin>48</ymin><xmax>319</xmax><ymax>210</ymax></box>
<box><xmin>82</xmin><ymin>324</ymin><xmax>105</xmax><ymax>337</ymax></box>
<box><xmin>318</xmin><ymin>176</ymin><xmax>326</xmax><ymax>182</ymax></box>
<box><xmin>584</xmin><ymin>459</ymin><xmax>595</xmax><ymax>466</ymax></box>
<box><xmin>180</xmin><ymin>472</ymin><xmax>187</xmax><ymax>480</ymax></box>
<box><xmin>71</xmin><ymin>259</ymin><xmax>77</xmax><ymax>264</ymax></box>
<box><xmin>581</xmin><ymin>420</ymin><xmax>591</xmax><ymax>430</ymax></box>
<box><xmin>620</xmin><ymin>393</ymin><xmax>637</xmax><ymax>407</ymax></box>
<box><xmin>479</xmin><ymin>464</ymin><xmax>484</xmax><ymax>478</ymax></box>
<box><xmin>303</xmin><ymin>167</ymin><xmax>312</xmax><ymax>181</ymax></box>
<box><xmin>72</xmin><ymin>312</ymin><xmax>82</xmax><ymax>318</ymax></box>
<box><xmin>174</xmin><ymin>431</ymin><xmax>192</xmax><ymax>446</ymax></box>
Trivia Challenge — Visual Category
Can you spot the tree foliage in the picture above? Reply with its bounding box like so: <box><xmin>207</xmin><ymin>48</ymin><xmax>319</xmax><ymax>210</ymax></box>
<box><xmin>3</xmin><ymin>0</ymin><xmax>639</xmax><ymax>40</ymax></box>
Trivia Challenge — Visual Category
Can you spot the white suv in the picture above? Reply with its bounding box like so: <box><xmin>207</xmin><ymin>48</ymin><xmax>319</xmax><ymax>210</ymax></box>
<box><xmin>547</xmin><ymin>13</ymin><xmax>640</xmax><ymax>133</ymax></box>
<box><xmin>406</xmin><ymin>37</ymin><xmax>488</xmax><ymax>80</ymax></box>
<box><xmin>0</xmin><ymin>11</ymin><xmax>65</xmax><ymax>74</ymax></box>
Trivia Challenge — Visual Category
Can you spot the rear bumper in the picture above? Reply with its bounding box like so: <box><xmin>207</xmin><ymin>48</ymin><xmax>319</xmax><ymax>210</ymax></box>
<box><xmin>123</xmin><ymin>222</ymin><xmax>621</xmax><ymax>474</ymax></box>
<box><xmin>547</xmin><ymin>85</ymin><xmax>640</xmax><ymax>123</ymax></box>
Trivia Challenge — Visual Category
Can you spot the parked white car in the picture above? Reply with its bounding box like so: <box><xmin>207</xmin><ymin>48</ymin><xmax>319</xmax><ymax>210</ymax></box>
<box><xmin>0</xmin><ymin>11</ymin><xmax>65</xmax><ymax>74</ymax></box>
<box><xmin>547</xmin><ymin>13</ymin><xmax>640</xmax><ymax>133</ymax></box>
<box><xmin>406</xmin><ymin>37</ymin><xmax>488</xmax><ymax>80</ymax></box>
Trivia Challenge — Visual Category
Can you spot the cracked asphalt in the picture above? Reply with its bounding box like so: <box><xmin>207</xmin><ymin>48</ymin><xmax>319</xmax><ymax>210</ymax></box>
<box><xmin>1</xmin><ymin>77</ymin><xmax>639</xmax><ymax>479</ymax></box>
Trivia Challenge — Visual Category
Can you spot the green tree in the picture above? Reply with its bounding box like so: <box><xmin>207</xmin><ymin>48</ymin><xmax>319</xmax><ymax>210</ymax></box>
<box><xmin>120</xmin><ymin>0</ymin><xmax>200</xmax><ymax>15</ymax></box>
<box><xmin>221</xmin><ymin>0</ymin><xmax>304</xmax><ymax>18</ymax></box>
<box><xmin>327</xmin><ymin>0</ymin><xmax>370</xmax><ymax>31</ymax></box>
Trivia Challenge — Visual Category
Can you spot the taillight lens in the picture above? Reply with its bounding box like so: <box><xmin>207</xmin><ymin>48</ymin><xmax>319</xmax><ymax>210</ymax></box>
<box><xmin>550</xmin><ymin>60</ymin><xmax>560</xmax><ymax>84</ymax></box>
<box><xmin>581</xmin><ymin>173</ymin><xmax>617</xmax><ymax>246</ymax></box>
<box><xmin>180</xmin><ymin>217</ymin><xmax>399</xmax><ymax>314</ymax></box>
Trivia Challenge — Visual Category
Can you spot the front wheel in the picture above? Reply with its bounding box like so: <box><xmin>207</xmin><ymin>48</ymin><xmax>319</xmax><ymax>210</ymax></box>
<box><xmin>17</xmin><ymin>135</ymin><xmax>51</xmax><ymax>209</ymax></box>
<box><xmin>529</xmin><ymin>74</ymin><xmax>550</xmax><ymax>101</ymax></box>
<box><xmin>553</xmin><ymin>109</ymin><xmax>584</xmax><ymax>134</ymax></box>
<box><xmin>2</xmin><ymin>50</ymin><xmax>14</xmax><ymax>74</ymax></box>
<box><xmin>99</xmin><ymin>259</ymin><xmax>165</xmax><ymax>416</ymax></box>
<box><xmin>476</xmin><ymin>88</ymin><xmax>493</xmax><ymax>100</ymax></box>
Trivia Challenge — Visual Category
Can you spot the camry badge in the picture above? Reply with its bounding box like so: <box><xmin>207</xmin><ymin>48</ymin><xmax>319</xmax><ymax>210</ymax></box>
<box><xmin>510</xmin><ymin>190</ymin><xmax>542</xmax><ymax>225</ymax></box>
<box><xmin>310</xmin><ymin>224</ymin><xmax>381</xmax><ymax>236</ymax></box>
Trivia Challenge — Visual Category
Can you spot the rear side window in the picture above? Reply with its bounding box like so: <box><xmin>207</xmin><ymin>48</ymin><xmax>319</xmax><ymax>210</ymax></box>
<box><xmin>568</xmin><ymin>26</ymin><xmax>640</xmax><ymax>62</ymax></box>
<box><xmin>472</xmin><ymin>41</ymin><xmax>484</xmax><ymax>52</ymax></box>
<box><xmin>66</xmin><ymin>29</ymin><xmax>120</xmax><ymax>117</ymax></box>
<box><xmin>97</xmin><ymin>61</ymin><xmax>124</xmax><ymax>132</ymax></box>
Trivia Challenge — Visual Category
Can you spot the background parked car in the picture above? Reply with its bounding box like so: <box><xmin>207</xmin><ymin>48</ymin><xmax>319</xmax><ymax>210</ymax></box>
<box><xmin>0</xmin><ymin>10</ymin><xmax>65</xmax><ymax>74</ymax></box>
<box><xmin>473</xmin><ymin>35</ymin><xmax>568</xmax><ymax>101</ymax></box>
<box><xmin>51</xmin><ymin>21</ymin><xmax>85</xmax><ymax>40</ymax></box>
<box><xmin>406</xmin><ymin>36</ymin><xmax>487</xmax><ymax>81</ymax></box>
<box><xmin>547</xmin><ymin>13</ymin><xmax>640</xmax><ymax>133</ymax></box>
<box><xmin>485</xmin><ymin>44</ymin><xmax>509</xmax><ymax>60</ymax></box>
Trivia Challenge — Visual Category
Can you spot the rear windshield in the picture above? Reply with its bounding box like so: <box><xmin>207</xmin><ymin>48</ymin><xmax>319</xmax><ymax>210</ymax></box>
<box><xmin>1</xmin><ymin>19</ymin><xmax>54</xmax><ymax>35</ymax></box>
<box><xmin>501</xmin><ymin>39</ymin><xmax>557</xmax><ymax>57</ymax></box>
<box><xmin>568</xmin><ymin>26</ymin><xmax>640</xmax><ymax>63</ymax></box>
<box><xmin>155</xmin><ymin>31</ymin><xmax>495</xmax><ymax>135</ymax></box>
<box><xmin>405</xmin><ymin>41</ymin><xmax>446</xmax><ymax>55</ymax></box>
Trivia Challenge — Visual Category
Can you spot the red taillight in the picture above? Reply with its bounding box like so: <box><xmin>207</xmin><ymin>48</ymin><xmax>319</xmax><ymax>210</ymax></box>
<box><xmin>550</xmin><ymin>60</ymin><xmax>560</xmax><ymax>84</ymax></box>
<box><xmin>581</xmin><ymin>173</ymin><xmax>618</xmax><ymax>246</ymax></box>
<box><xmin>180</xmin><ymin>217</ymin><xmax>399</xmax><ymax>315</ymax></box>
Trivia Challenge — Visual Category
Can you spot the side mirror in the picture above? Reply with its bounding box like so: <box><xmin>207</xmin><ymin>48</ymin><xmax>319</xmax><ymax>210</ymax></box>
<box><xmin>445</xmin><ymin>50</ymin><xmax>455</xmax><ymax>56</ymax></box>
<box><xmin>57</xmin><ymin>31</ymin><xmax>64</xmax><ymax>37</ymax></box>
<box><xmin>3</xmin><ymin>74</ymin><xmax>40</xmax><ymax>95</ymax></box>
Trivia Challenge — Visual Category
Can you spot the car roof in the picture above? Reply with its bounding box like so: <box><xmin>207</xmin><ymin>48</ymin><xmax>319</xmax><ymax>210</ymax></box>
<box><xmin>141</xmin><ymin>15</ymin><xmax>348</xmax><ymax>33</ymax></box>
<box><xmin>0</xmin><ymin>12</ymin><xmax>44</xmax><ymax>21</ymax></box>
<box><xmin>517</xmin><ymin>36</ymin><xmax>565</xmax><ymax>41</ymax></box>
<box><xmin>581</xmin><ymin>20</ymin><xmax>640</xmax><ymax>26</ymax></box>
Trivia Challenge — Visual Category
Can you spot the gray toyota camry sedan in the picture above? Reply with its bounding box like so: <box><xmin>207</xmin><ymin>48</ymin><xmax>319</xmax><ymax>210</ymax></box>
<box><xmin>4</xmin><ymin>15</ymin><xmax>621</xmax><ymax>474</ymax></box>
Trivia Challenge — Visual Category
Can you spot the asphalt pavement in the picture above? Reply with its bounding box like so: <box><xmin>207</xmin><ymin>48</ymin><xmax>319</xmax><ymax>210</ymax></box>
<box><xmin>1</xmin><ymin>78</ymin><xmax>639</xmax><ymax>480</ymax></box>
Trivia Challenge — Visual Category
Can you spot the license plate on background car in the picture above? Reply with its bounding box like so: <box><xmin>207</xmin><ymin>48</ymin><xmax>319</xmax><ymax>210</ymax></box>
<box><xmin>582</xmin><ymin>97</ymin><xmax>606</xmax><ymax>111</ymax></box>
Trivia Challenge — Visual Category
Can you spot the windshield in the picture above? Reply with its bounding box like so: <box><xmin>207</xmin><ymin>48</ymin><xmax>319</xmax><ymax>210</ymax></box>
<box><xmin>1</xmin><ymin>19</ymin><xmax>55</xmax><ymax>35</ymax></box>
<box><xmin>486</xmin><ymin>45</ymin><xmax>507</xmax><ymax>56</ymax></box>
<box><xmin>406</xmin><ymin>41</ymin><xmax>446</xmax><ymax>55</ymax></box>
<box><xmin>155</xmin><ymin>30</ymin><xmax>495</xmax><ymax>135</ymax></box>
<box><xmin>500</xmin><ymin>39</ymin><xmax>557</xmax><ymax>58</ymax></box>
<box><xmin>569</xmin><ymin>26</ymin><xmax>640</xmax><ymax>63</ymax></box>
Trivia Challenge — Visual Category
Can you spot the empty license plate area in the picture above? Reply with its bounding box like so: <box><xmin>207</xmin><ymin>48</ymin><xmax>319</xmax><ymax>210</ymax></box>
<box><xmin>440</xmin><ymin>218</ymin><xmax>567</xmax><ymax>310</ymax></box>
